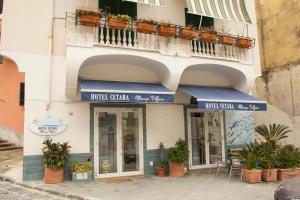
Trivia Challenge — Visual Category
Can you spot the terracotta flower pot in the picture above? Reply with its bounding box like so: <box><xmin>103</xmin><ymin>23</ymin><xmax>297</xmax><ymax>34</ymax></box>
<box><xmin>107</xmin><ymin>17</ymin><xmax>128</xmax><ymax>30</ymax></box>
<box><xmin>79</xmin><ymin>12</ymin><xmax>101</xmax><ymax>27</ymax></box>
<box><xmin>136</xmin><ymin>21</ymin><xmax>156</xmax><ymax>34</ymax></box>
<box><xmin>180</xmin><ymin>28</ymin><xmax>198</xmax><ymax>40</ymax></box>
<box><xmin>44</xmin><ymin>167</ymin><xmax>64</xmax><ymax>184</ymax></box>
<box><xmin>158</xmin><ymin>25</ymin><xmax>176</xmax><ymax>37</ymax></box>
<box><xmin>262</xmin><ymin>169</ymin><xmax>278</xmax><ymax>182</ymax></box>
<box><xmin>199</xmin><ymin>31</ymin><xmax>217</xmax><ymax>43</ymax></box>
<box><xmin>278</xmin><ymin>168</ymin><xmax>299</xmax><ymax>181</ymax></box>
<box><xmin>237</xmin><ymin>38</ymin><xmax>253</xmax><ymax>48</ymax></box>
<box><xmin>156</xmin><ymin>167</ymin><xmax>166</xmax><ymax>177</ymax></box>
<box><xmin>219</xmin><ymin>35</ymin><xmax>237</xmax><ymax>46</ymax></box>
<box><xmin>169</xmin><ymin>161</ymin><xmax>184</xmax><ymax>177</ymax></box>
<box><xmin>242</xmin><ymin>169</ymin><xmax>262</xmax><ymax>184</ymax></box>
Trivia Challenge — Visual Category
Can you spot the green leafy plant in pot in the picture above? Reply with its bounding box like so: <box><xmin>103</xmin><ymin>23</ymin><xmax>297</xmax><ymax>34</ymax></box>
<box><xmin>167</xmin><ymin>139</ymin><xmax>189</xmax><ymax>177</ymax></box>
<box><xmin>255</xmin><ymin>124</ymin><xmax>291</xmax><ymax>182</ymax></box>
<box><xmin>238</xmin><ymin>142</ymin><xmax>263</xmax><ymax>184</ymax></box>
<box><xmin>42</xmin><ymin>139</ymin><xmax>71</xmax><ymax>184</ymax></box>
<box><xmin>156</xmin><ymin>142</ymin><xmax>167</xmax><ymax>177</ymax></box>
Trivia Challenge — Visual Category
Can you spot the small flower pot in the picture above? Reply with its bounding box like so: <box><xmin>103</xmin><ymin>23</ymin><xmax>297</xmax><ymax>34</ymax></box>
<box><xmin>78</xmin><ymin>12</ymin><xmax>101</xmax><ymax>27</ymax></box>
<box><xmin>44</xmin><ymin>167</ymin><xmax>64</xmax><ymax>184</ymax></box>
<box><xmin>136</xmin><ymin>21</ymin><xmax>157</xmax><ymax>34</ymax></box>
<box><xmin>179</xmin><ymin>28</ymin><xmax>198</xmax><ymax>40</ymax></box>
<box><xmin>278</xmin><ymin>168</ymin><xmax>299</xmax><ymax>181</ymax></box>
<box><xmin>219</xmin><ymin>35</ymin><xmax>237</xmax><ymax>46</ymax></box>
<box><xmin>199</xmin><ymin>31</ymin><xmax>217</xmax><ymax>43</ymax></box>
<box><xmin>237</xmin><ymin>37</ymin><xmax>253</xmax><ymax>48</ymax></box>
<box><xmin>262</xmin><ymin>169</ymin><xmax>278</xmax><ymax>182</ymax></box>
<box><xmin>158</xmin><ymin>24</ymin><xmax>177</xmax><ymax>37</ymax></box>
<box><xmin>156</xmin><ymin>167</ymin><xmax>166</xmax><ymax>177</ymax></box>
<box><xmin>242</xmin><ymin>169</ymin><xmax>262</xmax><ymax>184</ymax></box>
<box><xmin>169</xmin><ymin>161</ymin><xmax>184</xmax><ymax>177</ymax></box>
<box><xmin>72</xmin><ymin>171</ymin><xmax>93</xmax><ymax>182</ymax></box>
<box><xmin>107</xmin><ymin>17</ymin><xmax>129</xmax><ymax>30</ymax></box>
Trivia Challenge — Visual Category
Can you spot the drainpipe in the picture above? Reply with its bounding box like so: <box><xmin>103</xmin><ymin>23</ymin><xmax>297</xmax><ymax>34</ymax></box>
<box><xmin>45</xmin><ymin>0</ymin><xmax>54</xmax><ymax>112</ymax></box>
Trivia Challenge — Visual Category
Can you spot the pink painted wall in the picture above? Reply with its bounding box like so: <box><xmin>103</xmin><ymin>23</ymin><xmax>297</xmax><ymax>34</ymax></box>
<box><xmin>0</xmin><ymin>58</ymin><xmax>24</xmax><ymax>134</ymax></box>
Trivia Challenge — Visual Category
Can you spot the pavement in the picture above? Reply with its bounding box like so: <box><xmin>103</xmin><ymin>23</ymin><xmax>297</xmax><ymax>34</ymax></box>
<box><xmin>0</xmin><ymin>150</ymin><xmax>280</xmax><ymax>200</ymax></box>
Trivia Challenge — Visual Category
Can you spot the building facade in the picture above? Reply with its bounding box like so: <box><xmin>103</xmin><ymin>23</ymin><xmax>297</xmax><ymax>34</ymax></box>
<box><xmin>0</xmin><ymin>0</ymin><xmax>265</xmax><ymax>180</ymax></box>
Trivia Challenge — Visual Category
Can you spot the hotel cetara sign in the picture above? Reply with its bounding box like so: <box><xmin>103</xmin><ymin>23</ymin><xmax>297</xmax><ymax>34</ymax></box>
<box><xmin>29</xmin><ymin>116</ymin><xmax>67</xmax><ymax>136</ymax></box>
<box><xmin>81</xmin><ymin>92</ymin><xmax>174</xmax><ymax>103</ymax></box>
<box><xmin>198</xmin><ymin>101</ymin><xmax>267</xmax><ymax>111</ymax></box>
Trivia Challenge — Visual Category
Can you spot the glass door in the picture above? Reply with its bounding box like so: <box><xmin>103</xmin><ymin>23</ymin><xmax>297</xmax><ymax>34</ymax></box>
<box><xmin>95</xmin><ymin>108</ymin><xmax>143</xmax><ymax>178</ymax></box>
<box><xmin>188</xmin><ymin>110</ymin><xmax>224</xmax><ymax>169</ymax></box>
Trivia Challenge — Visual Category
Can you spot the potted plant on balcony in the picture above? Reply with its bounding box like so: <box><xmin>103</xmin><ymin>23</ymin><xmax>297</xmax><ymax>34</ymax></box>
<box><xmin>156</xmin><ymin>142</ymin><xmax>167</xmax><ymax>177</ymax></box>
<box><xmin>77</xmin><ymin>9</ymin><xmax>101</xmax><ymax>27</ymax></box>
<box><xmin>136</xmin><ymin>19</ymin><xmax>157</xmax><ymax>34</ymax></box>
<box><xmin>42</xmin><ymin>139</ymin><xmax>71</xmax><ymax>184</ymax></box>
<box><xmin>255</xmin><ymin>124</ymin><xmax>291</xmax><ymax>182</ymax></box>
<box><xmin>158</xmin><ymin>23</ymin><xmax>177</xmax><ymax>37</ymax></box>
<box><xmin>71</xmin><ymin>161</ymin><xmax>93</xmax><ymax>182</ymax></box>
<box><xmin>236</xmin><ymin>37</ymin><xmax>253</xmax><ymax>48</ymax></box>
<box><xmin>277</xmin><ymin>144</ymin><xmax>300</xmax><ymax>181</ymax></box>
<box><xmin>179</xmin><ymin>25</ymin><xmax>198</xmax><ymax>40</ymax></box>
<box><xmin>199</xmin><ymin>27</ymin><xmax>217</xmax><ymax>43</ymax></box>
<box><xmin>219</xmin><ymin>34</ymin><xmax>237</xmax><ymax>46</ymax></box>
<box><xmin>239</xmin><ymin>142</ymin><xmax>263</xmax><ymax>184</ymax></box>
<box><xmin>167</xmin><ymin>139</ymin><xmax>189</xmax><ymax>177</ymax></box>
<box><xmin>107</xmin><ymin>14</ymin><xmax>132</xmax><ymax>30</ymax></box>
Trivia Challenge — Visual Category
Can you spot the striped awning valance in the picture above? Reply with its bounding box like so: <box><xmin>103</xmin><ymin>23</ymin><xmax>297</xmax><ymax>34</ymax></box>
<box><xmin>123</xmin><ymin>0</ymin><xmax>166</xmax><ymax>7</ymax></box>
<box><xmin>186</xmin><ymin>0</ymin><xmax>252</xmax><ymax>24</ymax></box>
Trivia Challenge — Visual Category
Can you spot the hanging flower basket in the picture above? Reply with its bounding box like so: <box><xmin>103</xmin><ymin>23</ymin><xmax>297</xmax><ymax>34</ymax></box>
<box><xmin>219</xmin><ymin>34</ymin><xmax>237</xmax><ymax>46</ymax></box>
<box><xmin>107</xmin><ymin>15</ymin><xmax>131</xmax><ymax>30</ymax></box>
<box><xmin>158</xmin><ymin>24</ymin><xmax>177</xmax><ymax>37</ymax></box>
<box><xmin>77</xmin><ymin>10</ymin><xmax>101</xmax><ymax>27</ymax></box>
<box><xmin>199</xmin><ymin>31</ymin><xmax>217</xmax><ymax>43</ymax></box>
<box><xmin>179</xmin><ymin>27</ymin><xmax>198</xmax><ymax>40</ymax></box>
<box><xmin>237</xmin><ymin>37</ymin><xmax>253</xmax><ymax>48</ymax></box>
<box><xmin>136</xmin><ymin>20</ymin><xmax>157</xmax><ymax>34</ymax></box>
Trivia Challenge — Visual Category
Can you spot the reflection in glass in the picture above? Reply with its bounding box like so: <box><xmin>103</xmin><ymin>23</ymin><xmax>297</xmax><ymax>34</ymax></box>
<box><xmin>98</xmin><ymin>112</ymin><xmax>117</xmax><ymax>174</ymax></box>
<box><xmin>191</xmin><ymin>112</ymin><xmax>206</xmax><ymax>165</ymax></box>
<box><xmin>207</xmin><ymin>111</ymin><xmax>222</xmax><ymax>163</ymax></box>
<box><xmin>122</xmin><ymin>112</ymin><xmax>140</xmax><ymax>172</ymax></box>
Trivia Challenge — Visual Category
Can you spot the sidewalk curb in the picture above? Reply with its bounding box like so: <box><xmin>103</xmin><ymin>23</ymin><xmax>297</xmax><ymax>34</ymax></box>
<box><xmin>0</xmin><ymin>174</ymin><xmax>92</xmax><ymax>200</ymax></box>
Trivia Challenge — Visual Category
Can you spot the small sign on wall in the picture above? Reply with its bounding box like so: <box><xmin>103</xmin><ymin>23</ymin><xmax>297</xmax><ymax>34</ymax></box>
<box><xmin>29</xmin><ymin>116</ymin><xmax>66</xmax><ymax>136</ymax></box>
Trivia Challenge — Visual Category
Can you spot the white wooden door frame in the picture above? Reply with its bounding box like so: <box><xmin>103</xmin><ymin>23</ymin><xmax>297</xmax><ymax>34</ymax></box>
<box><xmin>94</xmin><ymin>107</ymin><xmax>144</xmax><ymax>178</ymax></box>
<box><xmin>187</xmin><ymin>109</ymin><xmax>225</xmax><ymax>170</ymax></box>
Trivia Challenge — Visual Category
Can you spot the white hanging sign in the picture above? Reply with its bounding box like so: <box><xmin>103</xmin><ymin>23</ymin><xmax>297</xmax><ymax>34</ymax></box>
<box><xmin>29</xmin><ymin>116</ymin><xmax>66</xmax><ymax>136</ymax></box>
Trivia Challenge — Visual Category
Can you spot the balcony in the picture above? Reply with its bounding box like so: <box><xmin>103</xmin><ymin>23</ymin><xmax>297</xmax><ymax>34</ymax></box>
<box><xmin>65</xmin><ymin>12</ymin><xmax>254</xmax><ymax>65</ymax></box>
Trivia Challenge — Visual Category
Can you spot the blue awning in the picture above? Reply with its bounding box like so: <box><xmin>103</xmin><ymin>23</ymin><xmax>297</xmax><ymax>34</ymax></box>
<box><xmin>80</xmin><ymin>80</ymin><xmax>174</xmax><ymax>103</ymax></box>
<box><xmin>180</xmin><ymin>85</ymin><xmax>267</xmax><ymax>111</ymax></box>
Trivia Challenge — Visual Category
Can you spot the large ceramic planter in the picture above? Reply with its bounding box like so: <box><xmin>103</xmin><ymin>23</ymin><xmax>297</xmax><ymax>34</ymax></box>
<box><xmin>262</xmin><ymin>169</ymin><xmax>278</xmax><ymax>182</ymax></box>
<box><xmin>169</xmin><ymin>161</ymin><xmax>184</xmax><ymax>177</ymax></box>
<box><xmin>278</xmin><ymin>168</ymin><xmax>299</xmax><ymax>181</ymax></box>
<box><xmin>136</xmin><ymin>21</ymin><xmax>156</xmax><ymax>34</ymax></box>
<box><xmin>107</xmin><ymin>17</ymin><xmax>128</xmax><ymax>30</ymax></box>
<box><xmin>78</xmin><ymin>12</ymin><xmax>101</xmax><ymax>27</ymax></box>
<box><xmin>156</xmin><ymin>167</ymin><xmax>166</xmax><ymax>177</ymax></box>
<box><xmin>237</xmin><ymin>37</ymin><xmax>253</xmax><ymax>48</ymax></box>
<box><xmin>180</xmin><ymin>28</ymin><xmax>198</xmax><ymax>40</ymax></box>
<box><xmin>242</xmin><ymin>169</ymin><xmax>262</xmax><ymax>184</ymax></box>
<box><xmin>44</xmin><ymin>167</ymin><xmax>64</xmax><ymax>184</ymax></box>
<box><xmin>219</xmin><ymin>35</ymin><xmax>237</xmax><ymax>46</ymax></box>
<box><xmin>199</xmin><ymin>31</ymin><xmax>217</xmax><ymax>43</ymax></box>
<box><xmin>158</xmin><ymin>25</ymin><xmax>176</xmax><ymax>37</ymax></box>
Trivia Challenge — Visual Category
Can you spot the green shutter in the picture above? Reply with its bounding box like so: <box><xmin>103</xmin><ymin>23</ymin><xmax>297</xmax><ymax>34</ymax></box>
<box><xmin>99</xmin><ymin>0</ymin><xmax>137</xmax><ymax>19</ymax></box>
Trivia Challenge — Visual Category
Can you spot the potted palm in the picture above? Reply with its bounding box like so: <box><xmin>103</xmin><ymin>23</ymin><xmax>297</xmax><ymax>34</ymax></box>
<box><xmin>255</xmin><ymin>124</ymin><xmax>291</xmax><ymax>182</ymax></box>
<box><xmin>107</xmin><ymin>14</ymin><xmax>132</xmax><ymax>30</ymax></box>
<box><xmin>277</xmin><ymin>145</ymin><xmax>300</xmax><ymax>181</ymax></box>
<box><xmin>179</xmin><ymin>25</ymin><xmax>198</xmax><ymax>40</ymax></box>
<box><xmin>42</xmin><ymin>139</ymin><xmax>71</xmax><ymax>184</ymax></box>
<box><xmin>136</xmin><ymin>19</ymin><xmax>157</xmax><ymax>34</ymax></box>
<box><xmin>167</xmin><ymin>139</ymin><xmax>189</xmax><ymax>177</ymax></box>
<box><xmin>158</xmin><ymin>23</ymin><xmax>177</xmax><ymax>37</ymax></box>
<box><xmin>156</xmin><ymin>142</ymin><xmax>167</xmax><ymax>177</ymax></box>
<box><xmin>71</xmin><ymin>161</ymin><xmax>93</xmax><ymax>182</ymax></box>
<box><xmin>239</xmin><ymin>142</ymin><xmax>262</xmax><ymax>184</ymax></box>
